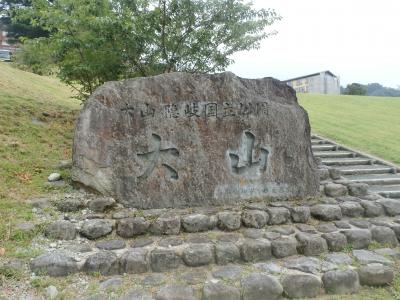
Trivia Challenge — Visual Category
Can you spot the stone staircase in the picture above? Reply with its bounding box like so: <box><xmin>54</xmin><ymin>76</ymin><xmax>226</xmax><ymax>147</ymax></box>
<box><xmin>312</xmin><ymin>134</ymin><xmax>400</xmax><ymax>200</ymax></box>
<box><xmin>5</xmin><ymin>136</ymin><xmax>400</xmax><ymax>299</ymax></box>
<box><xmin>21</xmin><ymin>187</ymin><xmax>400</xmax><ymax>299</ymax></box>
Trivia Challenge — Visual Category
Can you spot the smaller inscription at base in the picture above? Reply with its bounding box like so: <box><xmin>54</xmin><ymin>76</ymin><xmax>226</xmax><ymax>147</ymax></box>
<box><xmin>214</xmin><ymin>182</ymin><xmax>297</xmax><ymax>200</ymax></box>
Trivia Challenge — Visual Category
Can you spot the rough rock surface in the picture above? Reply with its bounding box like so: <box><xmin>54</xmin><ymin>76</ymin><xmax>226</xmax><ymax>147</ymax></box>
<box><xmin>281</xmin><ymin>273</ymin><xmax>322</xmax><ymax>298</ymax></box>
<box><xmin>358</xmin><ymin>264</ymin><xmax>394</xmax><ymax>286</ymax></box>
<box><xmin>44</xmin><ymin>221</ymin><xmax>76</xmax><ymax>240</ymax></box>
<box><xmin>72</xmin><ymin>72</ymin><xmax>319</xmax><ymax>208</ymax></box>
<box><xmin>311</xmin><ymin>204</ymin><xmax>342</xmax><ymax>221</ymax></box>
<box><xmin>202</xmin><ymin>282</ymin><xmax>240</xmax><ymax>300</ymax></box>
<box><xmin>240</xmin><ymin>238</ymin><xmax>272</xmax><ymax>262</ymax></box>
<box><xmin>241</xmin><ymin>273</ymin><xmax>283</xmax><ymax>300</ymax></box>
<box><xmin>119</xmin><ymin>249</ymin><xmax>149</xmax><ymax>274</ymax></box>
<box><xmin>155</xmin><ymin>285</ymin><xmax>195</xmax><ymax>300</ymax></box>
<box><xmin>82</xmin><ymin>251</ymin><xmax>119</xmax><ymax>275</ymax></box>
<box><xmin>30</xmin><ymin>252</ymin><xmax>78</xmax><ymax>277</ymax></box>
<box><xmin>80</xmin><ymin>219</ymin><xmax>113</xmax><ymax>240</ymax></box>
<box><xmin>182</xmin><ymin>244</ymin><xmax>214</xmax><ymax>266</ymax></box>
<box><xmin>322</xmin><ymin>269</ymin><xmax>360</xmax><ymax>294</ymax></box>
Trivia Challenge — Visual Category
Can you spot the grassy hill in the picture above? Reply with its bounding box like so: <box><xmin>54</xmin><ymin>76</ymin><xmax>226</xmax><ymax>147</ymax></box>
<box><xmin>0</xmin><ymin>62</ymin><xmax>80</xmax><ymax>202</ymax></box>
<box><xmin>0</xmin><ymin>62</ymin><xmax>80</xmax><ymax>257</ymax></box>
<box><xmin>299</xmin><ymin>93</ymin><xmax>400</xmax><ymax>166</ymax></box>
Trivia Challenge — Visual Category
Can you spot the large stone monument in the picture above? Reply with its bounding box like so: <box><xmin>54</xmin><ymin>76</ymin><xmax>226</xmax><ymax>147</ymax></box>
<box><xmin>72</xmin><ymin>72</ymin><xmax>319</xmax><ymax>208</ymax></box>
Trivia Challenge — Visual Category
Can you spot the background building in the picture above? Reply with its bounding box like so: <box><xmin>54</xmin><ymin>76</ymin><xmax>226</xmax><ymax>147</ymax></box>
<box><xmin>284</xmin><ymin>70</ymin><xmax>340</xmax><ymax>94</ymax></box>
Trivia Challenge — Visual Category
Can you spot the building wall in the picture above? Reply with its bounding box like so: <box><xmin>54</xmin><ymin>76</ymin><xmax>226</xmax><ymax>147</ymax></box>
<box><xmin>286</xmin><ymin>72</ymin><xmax>340</xmax><ymax>95</ymax></box>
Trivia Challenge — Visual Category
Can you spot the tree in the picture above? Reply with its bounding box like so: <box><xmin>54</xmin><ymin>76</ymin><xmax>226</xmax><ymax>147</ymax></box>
<box><xmin>0</xmin><ymin>0</ymin><xmax>48</xmax><ymax>43</ymax></box>
<box><xmin>15</xmin><ymin>0</ymin><xmax>281</xmax><ymax>99</ymax></box>
<box><xmin>342</xmin><ymin>83</ymin><xmax>367</xmax><ymax>96</ymax></box>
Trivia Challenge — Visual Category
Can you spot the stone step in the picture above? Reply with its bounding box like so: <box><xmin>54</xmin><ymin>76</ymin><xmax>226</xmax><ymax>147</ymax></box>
<box><xmin>27</xmin><ymin>245</ymin><xmax>400</xmax><ymax>300</ymax></box>
<box><xmin>311</xmin><ymin>139</ymin><xmax>325</xmax><ymax>145</ymax></box>
<box><xmin>345</xmin><ymin>174</ymin><xmax>400</xmax><ymax>186</ymax></box>
<box><xmin>47</xmin><ymin>192</ymin><xmax>400</xmax><ymax>242</ymax></box>
<box><xmin>337</xmin><ymin>164</ymin><xmax>395</xmax><ymax>176</ymax></box>
<box><xmin>369</xmin><ymin>185</ymin><xmax>400</xmax><ymax>199</ymax></box>
<box><xmin>314</xmin><ymin>151</ymin><xmax>356</xmax><ymax>159</ymax></box>
<box><xmin>30</xmin><ymin>214</ymin><xmax>400</xmax><ymax>285</ymax></box>
<box><xmin>312</xmin><ymin>144</ymin><xmax>337</xmax><ymax>151</ymax></box>
<box><xmin>321</xmin><ymin>158</ymin><xmax>372</xmax><ymax>166</ymax></box>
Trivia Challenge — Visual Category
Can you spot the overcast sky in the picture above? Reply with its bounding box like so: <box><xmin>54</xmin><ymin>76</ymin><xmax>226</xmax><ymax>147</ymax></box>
<box><xmin>227</xmin><ymin>0</ymin><xmax>400</xmax><ymax>88</ymax></box>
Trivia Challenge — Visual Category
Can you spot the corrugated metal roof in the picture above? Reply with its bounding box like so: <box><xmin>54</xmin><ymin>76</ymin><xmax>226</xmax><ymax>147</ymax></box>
<box><xmin>284</xmin><ymin>70</ymin><xmax>338</xmax><ymax>82</ymax></box>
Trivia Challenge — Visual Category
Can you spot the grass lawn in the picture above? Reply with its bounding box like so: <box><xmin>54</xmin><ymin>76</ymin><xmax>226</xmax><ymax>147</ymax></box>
<box><xmin>299</xmin><ymin>93</ymin><xmax>400</xmax><ymax>166</ymax></box>
<box><xmin>0</xmin><ymin>62</ymin><xmax>80</xmax><ymax>258</ymax></box>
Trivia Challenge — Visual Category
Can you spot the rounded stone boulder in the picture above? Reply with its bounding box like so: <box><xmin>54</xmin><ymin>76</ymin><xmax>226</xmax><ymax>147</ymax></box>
<box><xmin>241</xmin><ymin>210</ymin><xmax>268</xmax><ymax>228</ymax></box>
<box><xmin>150</xmin><ymin>249</ymin><xmax>181</xmax><ymax>272</ymax></box>
<box><xmin>341</xmin><ymin>229</ymin><xmax>372</xmax><ymax>249</ymax></box>
<box><xmin>202</xmin><ymin>282</ymin><xmax>240</xmax><ymax>300</ymax></box>
<box><xmin>240</xmin><ymin>238</ymin><xmax>272</xmax><ymax>262</ymax></box>
<box><xmin>281</xmin><ymin>273</ymin><xmax>322</xmax><ymax>298</ymax></box>
<box><xmin>360</xmin><ymin>200</ymin><xmax>384</xmax><ymax>217</ymax></box>
<box><xmin>182</xmin><ymin>243</ymin><xmax>214</xmax><ymax>267</ymax></box>
<box><xmin>82</xmin><ymin>251</ymin><xmax>119</xmax><ymax>275</ymax></box>
<box><xmin>155</xmin><ymin>284</ymin><xmax>195</xmax><ymax>300</ymax></box>
<box><xmin>348</xmin><ymin>182</ymin><xmax>369</xmax><ymax>197</ymax></box>
<box><xmin>119</xmin><ymin>249</ymin><xmax>149</xmax><ymax>274</ymax></box>
<box><xmin>295</xmin><ymin>232</ymin><xmax>328</xmax><ymax>256</ymax></box>
<box><xmin>322</xmin><ymin>269</ymin><xmax>360</xmax><ymax>294</ymax></box>
<box><xmin>266</xmin><ymin>207</ymin><xmax>290</xmax><ymax>225</ymax></box>
<box><xmin>241</xmin><ymin>273</ymin><xmax>283</xmax><ymax>300</ymax></box>
<box><xmin>377</xmin><ymin>198</ymin><xmax>400</xmax><ymax>216</ymax></box>
<box><xmin>215</xmin><ymin>242</ymin><xmax>241</xmax><ymax>265</ymax></box>
<box><xmin>371</xmin><ymin>226</ymin><xmax>398</xmax><ymax>247</ymax></box>
<box><xmin>48</xmin><ymin>173</ymin><xmax>61</xmax><ymax>182</ymax></box>
<box><xmin>310</xmin><ymin>204</ymin><xmax>342</xmax><ymax>221</ymax></box>
<box><xmin>45</xmin><ymin>220</ymin><xmax>76</xmax><ymax>240</ymax></box>
<box><xmin>80</xmin><ymin>219</ymin><xmax>113</xmax><ymax>240</ymax></box>
<box><xmin>217</xmin><ymin>212</ymin><xmax>241</xmax><ymax>231</ymax></box>
<box><xmin>290</xmin><ymin>206</ymin><xmax>310</xmax><ymax>223</ymax></box>
<box><xmin>88</xmin><ymin>197</ymin><xmax>116</xmax><ymax>213</ymax></box>
<box><xmin>321</xmin><ymin>232</ymin><xmax>347</xmax><ymax>252</ymax></box>
<box><xmin>271</xmin><ymin>237</ymin><xmax>298</xmax><ymax>258</ymax></box>
<box><xmin>56</xmin><ymin>198</ymin><xmax>84</xmax><ymax>212</ymax></box>
<box><xmin>95</xmin><ymin>239</ymin><xmax>126</xmax><ymax>250</ymax></box>
<box><xmin>358</xmin><ymin>264</ymin><xmax>394</xmax><ymax>286</ymax></box>
<box><xmin>30</xmin><ymin>252</ymin><xmax>78</xmax><ymax>277</ymax></box>
<box><xmin>116</xmin><ymin>217</ymin><xmax>150</xmax><ymax>238</ymax></box>
<box><xmin>150</xmin><ymin>216</ymin><xmax>181</xmax><ymax>235</ymax></box>
<box><xmin>339</xmin><ymin>201</ymin><xmax>364</xmax><ymax>218</ymax></box>
<box><xmin>181</xmin><ymin>214</ymin><xmax>211</xmax><ymax>232</ymax></box>
<box><xmin>324</xmin><ymin>183</ymin><xmax>347</xmax><ymax>197</ymax></box>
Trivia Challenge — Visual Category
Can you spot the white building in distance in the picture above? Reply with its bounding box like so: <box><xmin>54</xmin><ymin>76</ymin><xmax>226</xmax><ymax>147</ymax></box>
<box><xmin>284</xmin><ymin>71</ymin><xmax>340</xmax><ymax>94</ymax></box>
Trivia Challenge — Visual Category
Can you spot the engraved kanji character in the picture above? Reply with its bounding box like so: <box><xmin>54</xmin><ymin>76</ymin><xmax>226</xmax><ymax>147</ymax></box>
<box><xmin>204</xmin><ymin>103</ymin><xmax>218</xmax><ymax>118</ymax></box>
<box><xmin>140</xmin><ymin>103</ymin><xmax>156</xmax><ymax>118</ymax></box>
<box><xmin>164</xmin><ymin>104</ymin><xmax>180</xmax><ymax>118</ymax></box>
<box><xmin>184</xmin><ymin>102</ymin><xmax>201</xmax><ymax>117</ymax></box>
<box><xmin>222</xmin><ymin>102</ymin><xmax>236</xmax><ymax>117</ymax></box>
<box><xmin>137</xmin><ymin>134</ymin><xmax>180</xmax><ymax>181</ymax></box>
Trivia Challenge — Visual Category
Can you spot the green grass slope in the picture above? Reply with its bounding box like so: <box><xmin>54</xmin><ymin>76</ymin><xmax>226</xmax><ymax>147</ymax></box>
<box><xmin>299</xmin><ymin>93</ymin><xmax>400</xmax><ymax>165</ymax></box>
<box><xmin>0</xmin><ymin>62</ymin><xmax>79</xmax><ymax>256</ymax></box>
<box><xmin>0</xmin><ymin>62</ymin><xmax>80</xmax><ymax>201</ymax></box>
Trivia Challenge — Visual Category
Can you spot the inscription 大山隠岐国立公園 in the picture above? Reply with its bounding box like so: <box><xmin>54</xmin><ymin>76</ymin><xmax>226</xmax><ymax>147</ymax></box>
<box><xmin>121</xmin><ymin>101</ymin><xmax>270</xmax><ymax>120</ymax></box>
<box><xmin>137</xmin><ymin>133</ymin><xmax>180</xmax><ymax>182</ymax></box>
<box><xmin>165</xmin><ymin>101</ymin><xmax>269</xmax><ymax>119</ymax></box>
<box><xmin>229</xmin><ymin>131</ymin><xmax>270</xmax><ymax>176</ymax></box>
